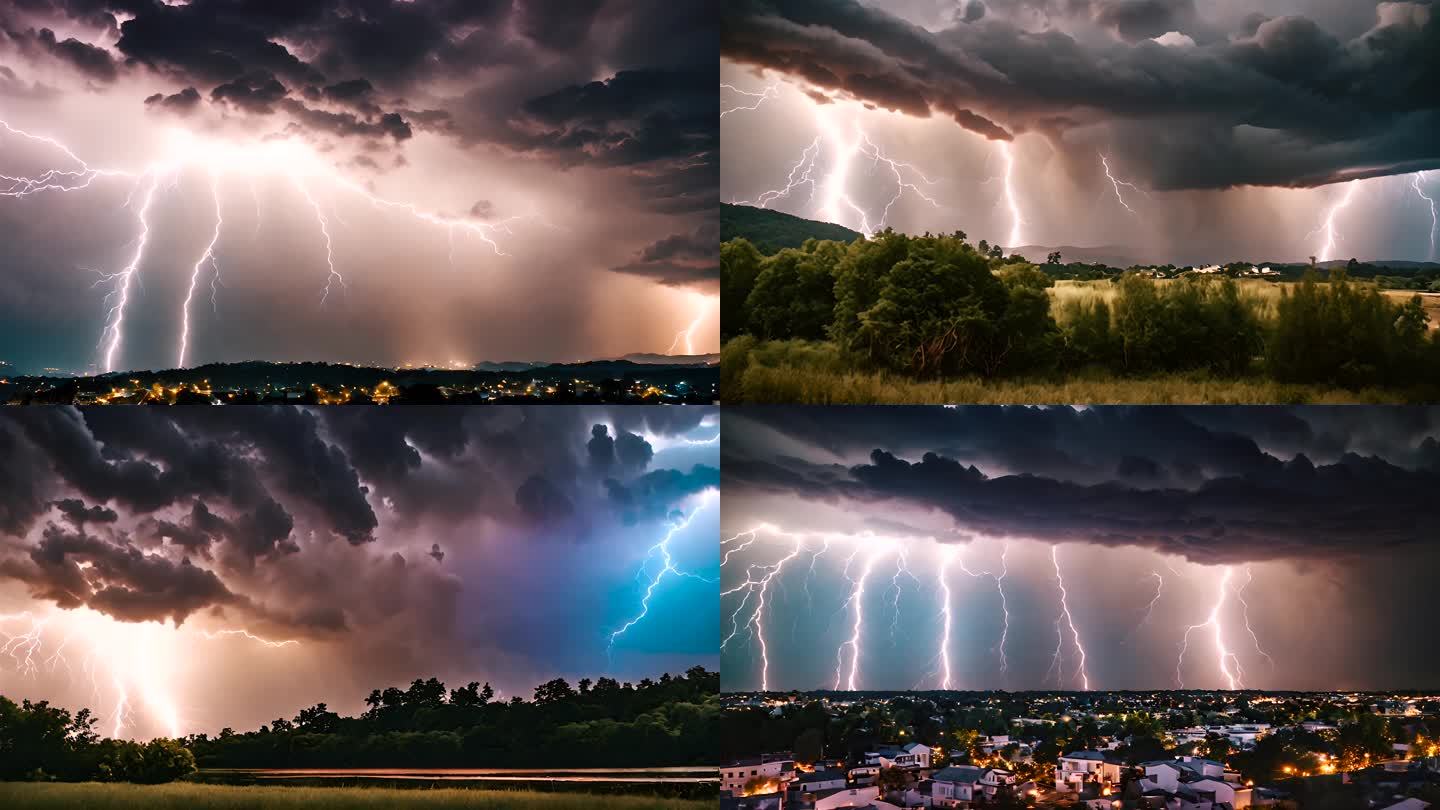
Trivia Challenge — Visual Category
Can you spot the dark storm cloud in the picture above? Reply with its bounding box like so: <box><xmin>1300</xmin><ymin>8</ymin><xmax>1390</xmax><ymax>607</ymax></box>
<box><xmin>210</xmin><ymin>71</ymin><xmax>289</xmax><ymax>113</ymax></box>
<box><xmin>721</xmin><ymin>0</ymin><xmax>1440</xmax><ymax>189</ymax></box>
<box><xmin>606</xmin><ymin>465</ymin><xmax>722</xmax><ymax>524</ymax></box>
<box><xmin>1</xmin><ymin>25</ymin><xmax>118</xmax><ymax>81</ymax></box>
<box><xmin>609</xmin><ymin>219</ymin><xmax>722</xmax><ymax>290</ymax></box>
<box><xmin>7</xmin><ymin>523</ymin><xmax>239</xmax><ymax>623</ymax></box>
<box><xmin>0</xmin><ymin>406</ymin><xmax>716</xmax><ymax>638</ymax></box>
<box><xmin>52</xmin><ymin>498</ymin><xmax>118</xmax><ymax>528</ymax></box>
<box><xmin>723</xmin><ymin>406</ymin><xmax>1440</xmax><ymax>563</ymax></box>
<box><xmin>143</xmin><ymin>86</ymin><xmax>202</xmax><ymax>114</ymax></box>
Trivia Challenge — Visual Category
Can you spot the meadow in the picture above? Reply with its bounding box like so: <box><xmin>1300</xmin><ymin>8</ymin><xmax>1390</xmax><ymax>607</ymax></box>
<box><xmin>0</xmin><ymin>782</ymin><xmax>712</xmax><ymax>810</ymax></box>
<box><xmin>721</xmin><ymin>232</ymin><xmax>1440</xmax><ymax>404</ymax></box>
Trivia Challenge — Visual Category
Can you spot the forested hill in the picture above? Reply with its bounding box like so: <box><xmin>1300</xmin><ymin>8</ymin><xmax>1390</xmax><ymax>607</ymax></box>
<box><xmin>721</xmin><ymin>203</ymin><xmax>861</xmax><ymax>254</ymax></box>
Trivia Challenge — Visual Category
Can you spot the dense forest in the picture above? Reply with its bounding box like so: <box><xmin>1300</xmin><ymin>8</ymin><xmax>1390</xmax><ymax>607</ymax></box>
<box><xmin>721</xmin><ymin>230</ymin><xmax>1440</xmax><ymax>401</ymax></box>
<box><xmin>0</xmin><ymin>667</ymin><xmax>717</xmax><ymax>783</ymax></box>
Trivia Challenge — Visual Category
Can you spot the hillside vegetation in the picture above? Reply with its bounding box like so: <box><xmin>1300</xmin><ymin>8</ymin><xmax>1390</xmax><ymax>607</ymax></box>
<box><xmin>719</xmin><ymin>204</ymin><xmax>861</xmax><ymax>255</ymax></box>
<box><xmin>721</xmin><ymin>231</ymin><xmax>1440</xmax><ymax>404</ymax></box>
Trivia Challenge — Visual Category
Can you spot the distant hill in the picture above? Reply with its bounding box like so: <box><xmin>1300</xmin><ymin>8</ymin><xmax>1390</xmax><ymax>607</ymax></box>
<box><xmin>721</xmin><ymin>203</ymin><xmax>862</xmax><ymax>254</ymax></box>
<box><xmin>620</xmin><ymin>353</ymin><xmax>720</xmax><ymax>365</ymax></box>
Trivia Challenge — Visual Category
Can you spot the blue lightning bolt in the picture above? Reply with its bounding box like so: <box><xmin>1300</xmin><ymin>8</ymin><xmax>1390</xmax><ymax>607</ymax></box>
<box><xmin>607</xmin><ymin>491</ymin><xmax>717</xmax><ymax>659</ymax></box>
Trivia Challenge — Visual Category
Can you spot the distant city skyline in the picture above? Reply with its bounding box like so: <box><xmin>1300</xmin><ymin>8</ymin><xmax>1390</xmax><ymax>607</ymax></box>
<box><xmin>721</xmin><ymin>406</ymin><xmax>1440</xmax><ymax>692</ymax></box>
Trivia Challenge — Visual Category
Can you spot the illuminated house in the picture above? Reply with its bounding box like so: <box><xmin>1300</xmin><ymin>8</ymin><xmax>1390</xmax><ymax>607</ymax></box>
<box><xmin>864</xmin><ymin>742</ymin><xmax>933</xmax><ymax>770</ymax></box>
<box><xmin>1055</xmin><ymin>750</ymin><xmax>1126</xmax><ymax>793</ymax></box>
<box><xmin>723</xmin><ymin>756</ymin><xmax>795</xmax><ymax>795</ymax></box>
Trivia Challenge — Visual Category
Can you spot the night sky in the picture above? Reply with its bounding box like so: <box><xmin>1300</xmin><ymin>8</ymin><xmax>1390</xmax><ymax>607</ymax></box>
<box><xmin>0</xmin><ymin>406</ymin><xmax>719</xmax><ymax>739</ymax></box>
<box><xmin>0</xmin><ymin>1</ymin><xmax>718</xmax><ymax>375</ymax></box>
<box><xmin>721</xmin><ymin>406</ymin><xmax>1440</xmax><ymax>692</ymax></box>
<box><xmin>721</xmin><ymin>0</ymin><xmax>1440</xmax><ymax>264</ymax></box>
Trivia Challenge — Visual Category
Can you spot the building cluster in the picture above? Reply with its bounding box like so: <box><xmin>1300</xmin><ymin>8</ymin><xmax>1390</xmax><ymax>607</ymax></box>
<box><xmin>1</xmin><ymin>374</ymin><xmax>715</xmax><ymax>405</ymax></box>
<box><xmin>722</xmin><ymin>691</ymin><xmax>1440</xmax><ymax>810</ymax></box>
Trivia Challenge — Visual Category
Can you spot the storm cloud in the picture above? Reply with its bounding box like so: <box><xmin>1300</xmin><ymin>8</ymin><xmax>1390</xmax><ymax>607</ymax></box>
<box><xmin>0</xmin><ymin>405</ymin><xmax>719</xmax><ymax>737</ymax></box>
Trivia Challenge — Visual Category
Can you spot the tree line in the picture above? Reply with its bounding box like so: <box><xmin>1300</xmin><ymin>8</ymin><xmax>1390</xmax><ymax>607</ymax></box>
<box><xmin>188</xmin><ymin>666</ymin><xmax>717</xmax><ymax>770</ymax></box>
<box><xmin>721</xmin><ymin>232</ymin><xmax>1440</xmax><ymax>388</ymax></box>
<box><xmin>0</xmin><ymin>666</ymin><xmax>717</xmax><ymax>783</ymax></box>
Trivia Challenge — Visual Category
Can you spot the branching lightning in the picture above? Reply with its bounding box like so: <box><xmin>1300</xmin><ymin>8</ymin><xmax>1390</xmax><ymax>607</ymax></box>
<box><xmin>1</xmin><ymin>118</ymin><xmax>533</xmax><ymax>372</ymax></box>
<box><xmin>178</xmin><ymin>173</ymin><xmax>223</xmax><ymax>368</ymax></box>
<box><xmin>998</xmin><ymin>142</ymin><xmax>1025</xmax><ymax>249</ymax></box>
<box><xmin>735</xmin><ymin>116</ymin><xmax>939</xmax><ymax>239</ymax></box>
<box><xmin>837</xmin><ymin>548</ymin><xmax>885</xmax><ymax>691</ymax></box>
<box><xmin>1</xmin><ymin>608</ymin><xmax>297</xmax><ymax>739</ymax></box>
<box><xmin>1048</xmin><ymin>545</ymin><xmax>1090</xmax><ymax>691</ymax></box>
<box><xmin>1176</xmin><ymin>566</ymin><xmax>1243</xmax><ymax>689</ymax></box>
<box><xmin>1235</xmin><ymin>566</ymin><xmax>1275</xmax><ymax>673</ymax></box>
<box><xmin>1412</xmin><ymin>172</ymin><xmax>1437</xmax><ymax>261</ymax></box>
<box><xmin>1314</xmin><ymin>180</ymin><xmax>1360</xmax><ymax>262</ymax></box>
<box><xmin>1100</xmin><ymin>153</ymin><xmax>1146</xmax><ymax>215</ymax></box>
<box><xmin>721</xmin><ymin>83</ymin><xmax>780</xmax><ymax>118</ymax></box>
<box><xmin>936</xmin><ymin>547</ymin><xmax>956</xmax><ymax>690</ymax></box>
<box><xmin>607</xmin><ymin>491</ymin><xmax>716</xmax><ymax>658</ymax></box>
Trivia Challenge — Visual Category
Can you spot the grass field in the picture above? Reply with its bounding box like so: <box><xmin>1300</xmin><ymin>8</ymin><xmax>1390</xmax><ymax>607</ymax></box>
<box><xmin>1049</xmin><ymin>278</ymin><xmax>1440</xmax><ymax>330</ymax></box>
<box><xmin>723</xmin><ymin>338</ymin><xmax>1436</xmax><ymax>404</ymax></box>
<box><xmin>0</xmin><ymin>782</ymin><xmax>713</xmax><ymax>810</ymax></box>
<box><xmin>730</xmin><ymin>362</ymin><xmax>1424</xmax><ymax>404</ymax></box>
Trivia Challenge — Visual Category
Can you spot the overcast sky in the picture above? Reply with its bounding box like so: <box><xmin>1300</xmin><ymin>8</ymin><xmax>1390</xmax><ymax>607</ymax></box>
<box><xmin>721</xmin><ymin>406</ymin><xmax>1440</xmax><ymax>692</ymax></box>
<box><xmin>0</xmin><ymin>1</ymin><xmax>718</xmax><ymax>376</ymax></box>
<box><xmin>0</xmin><ymin>405</ymin><xmax>719</xmax><ymax>739</ymax></box>
<box><xmin>721</xmin><ymin>0</ymin><xmax>1439</xmax><ymax>265</ymax></box>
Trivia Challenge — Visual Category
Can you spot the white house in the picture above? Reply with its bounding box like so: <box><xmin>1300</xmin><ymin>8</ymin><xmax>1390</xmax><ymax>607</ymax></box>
<box><xmin>931</xmin><ymin>765</ymin><xmax>985</xmax><ymax>807</ymax></box>
<box><xmin>979</xmin><ymin>767</ymin><xmax>1019</xmax><ymax>799</ymax></box>
<box><xmin>723</xmin><ymin>757</ymin><xmax>794</xmax><ymax>795</ymax></box>
<box><xmin>1056</xmin><ymin>751</ymin><xmax>1125</xmax><ymax>793</ymax></box>
<box><xmin>866</xmin><ymin>742</ymin><xmax>933</xmax><ymax>770</ymax></box>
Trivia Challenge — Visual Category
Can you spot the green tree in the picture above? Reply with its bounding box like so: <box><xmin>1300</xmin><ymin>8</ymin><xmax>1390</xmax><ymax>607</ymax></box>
<box><xmin>720</xmin><ymin>238</ymin><xmax>766</xmax><ymax>338</ymax></box>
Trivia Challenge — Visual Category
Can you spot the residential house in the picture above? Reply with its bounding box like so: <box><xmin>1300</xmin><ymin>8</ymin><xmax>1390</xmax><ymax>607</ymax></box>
<box><xmin>1056</xmin><ymin>751</ymin><xmax>1126</xmax><ymax>793</ymax></box>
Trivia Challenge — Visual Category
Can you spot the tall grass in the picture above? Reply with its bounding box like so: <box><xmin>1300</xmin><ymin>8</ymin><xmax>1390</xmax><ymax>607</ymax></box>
<box><xmin>727</xmin><ymin>342</ymin><xmax>1433</xmax><ymax>404</ymax></box>
<box><xmin>0</xmin><ymin>782</ymin><xmax>711</xmax><ymax>810</ymax></box>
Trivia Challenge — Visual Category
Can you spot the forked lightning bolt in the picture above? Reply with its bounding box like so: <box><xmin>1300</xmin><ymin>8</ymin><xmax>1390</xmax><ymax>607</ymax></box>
<box><xmin>2</xmin><ymin>609</ymin><xmax>297</xmax><ymax>739</ymax></box>
<box><xmin>608</xmin><ymin>492</ymin><xmax>716</xmax><ymax>658</ymax></box>
<box><xmin>721</xmin><ymin>83</ymin><xmax>780</xmax><ymax>117</ymax></box>
<box><xmin>1412</xmin><ymin>172</ymin><xmax>1437</xmax><ymax>261</ymax></box>
<box><xmin>1176</xmin><ymin>566</ymin><xmax>1242</xmax><ymax>689</ymax></box>
<box><xmin>936</xmin><ymin>547</ymin><xmax>956</xmax><ymax>689</ymax></box>
<box><xmin>1048</xmin><ymin>545</ymin><xmax>1090</xmax><ymax>690</ymax></box>
<box><xmin>0</xmin><ymin>118</ymin><xmax>529</xmax><ymax>372</ymax></box>
<box><xmin>1100</xmin><ymin>153</ymin><xmax>1146</xmax><ymax>215</ymax></box>
<box><xmin>1314</xmin><ymin>180</ymin><xmax>1360</xmax><ymax>262</ymax></box>
<box><xmin>999</xmin><ymin>142</ymin><xmax>1025</xmax><ymax>249</ymax></box>
<box><xmin>836</xmin><ymin>548</ymin><xmax>886</xmax><ymax>691</ymax></box>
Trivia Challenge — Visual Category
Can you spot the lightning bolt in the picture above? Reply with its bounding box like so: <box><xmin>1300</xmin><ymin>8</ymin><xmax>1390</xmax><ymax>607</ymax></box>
<box><xmin>1177</xmin><ymin>566</ymin><xmax>1242</xmax><ymax>689</ymax></box>
<box><xmin>1314</xmin><ymin>180</ymin><xmax>1360</xmax><ymax>263</ymax></box>
<box><xmin>96</xmin><ymin>172</ymin><xmax>162</xmax><ymax>374</ymax></box>
<box><xmin>607</xmin><ymin>492</ymin><xmax>716</xmax><ymax>658</ymax></box>
<box><xmin>295</xmin><ymin>179</ymin><xmax>345</xmax><ymax>306</ymax></box>
<box><xmin>937</xmin><ymin>547</ymin><xmax>956</xmax><ymax>690</ymax></box>
<box><xmin>1235</xmin><ymin>567</ymin><xmax>1275</xmax><ymax>673</ymax></box>
<box><xmin>1</xmin><ymin>119</ymin><xmax>529</xmax><ymax>372</ymax></box>
<box><xmin>1048</xmin><ymin>545</ymin><xmax>1090</xmax><ymax>690</ymax></box>
<box><xmin>721</xmin><ymin>83</ymin><xmax>780</xmax><ymax>117</ymax></box>
<box><xmin>666</xmin><ymin>292</ymin><xmax>710</xmax><ymax>356</ymax></box>
<box><xmin>734</xmin><ymin>117</ymin><xmax>939</xmax><ymax>239</ymax></box>
<box><xmin>836</xmin><ymin>547</ymin><xmax>886</xmax><ymax>691</ymax></box>
<box><xmin>178</xmin><ymin>173</ymin><xmax>224</xmax><ymax>369</ymax></box>
<box><xmin>887</xmin><ymin>548</ymin><xmax>920</xmax><ymax>645</ymax></box>
<box><xmin>1100</xmin><ymin>153</ymin><xmax>1145</xmax><ymax>215</ymax></box>
<box><xmin>954</xmin><ymin>543</ymin><xmax>1011</xmax><ymax>679</ymax></box>
<box><xmin>718</xmin><ymin>531</ymin><xmax>806</xmax><ymax>690</ymax></box>
<box><xmin>1412</xmin><ymin>172</ymin><xmax>1437</xmax><ymax>261</ymax></box>
<box><xmin>999</xmin><ymin>141</ymin><xmax>1025</xmax><ymax>250</ymax></box>
<box><xmin>732</xmin><ymin>137</ymin><xmax>820</xmax><ymax>210</ymax></box>
<box><xmin>2</xmin><ymin>608</ymin><xmax>296</xmax><ymax>739</ymax></box>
